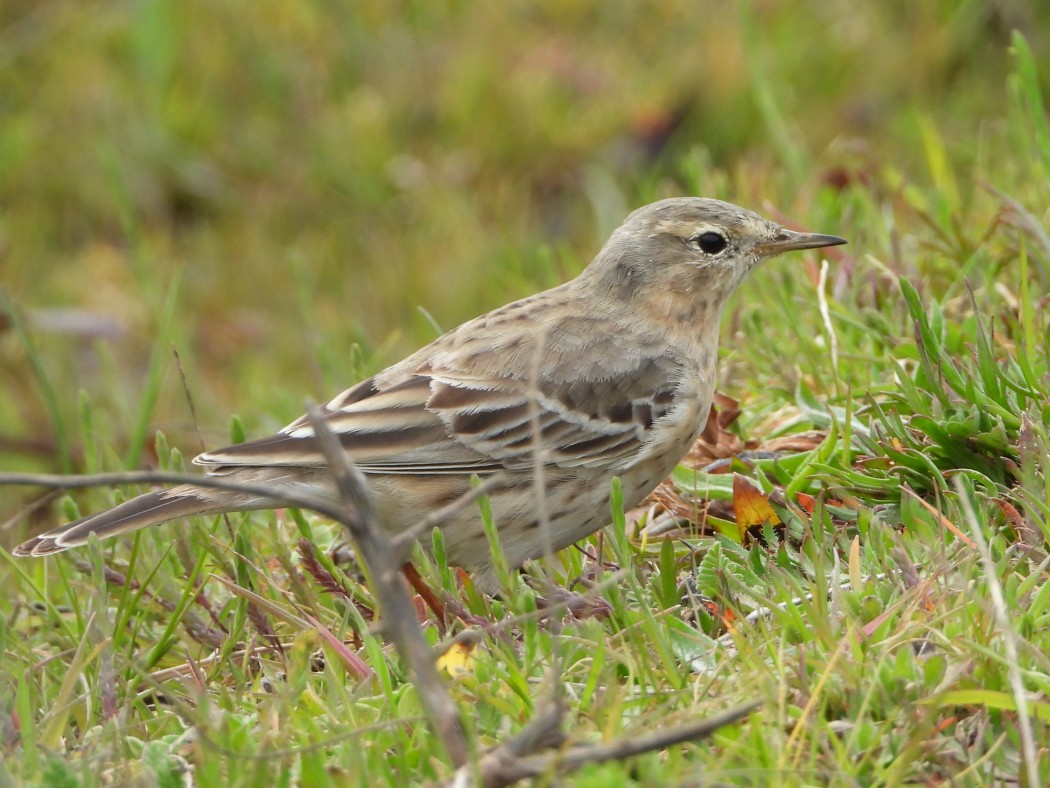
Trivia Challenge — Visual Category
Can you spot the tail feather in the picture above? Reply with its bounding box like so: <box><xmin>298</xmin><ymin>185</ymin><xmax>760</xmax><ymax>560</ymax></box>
<box><xmin>13</xmin><ymin>485</ymin><xmax>229</xmax><ymax>557</ymax></box>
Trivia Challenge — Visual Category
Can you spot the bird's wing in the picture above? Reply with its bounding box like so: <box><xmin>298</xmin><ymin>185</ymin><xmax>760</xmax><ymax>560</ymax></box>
<box><xmin>195</xmin><ymin>314</ymin><xmax>684</xmax><ymax>475</ymax></box>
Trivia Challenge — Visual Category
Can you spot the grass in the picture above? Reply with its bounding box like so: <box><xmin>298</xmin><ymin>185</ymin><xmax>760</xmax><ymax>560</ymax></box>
<box><xmin>2</xmin><ymin>2</ymin><xmax>1050</xmax><ymax>784</ymax></box>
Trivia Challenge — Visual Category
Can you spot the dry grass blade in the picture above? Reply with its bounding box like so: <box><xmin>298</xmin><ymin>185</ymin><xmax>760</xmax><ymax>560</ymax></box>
<box><xmin>301</xmin><ymin>611</ymin><xmax>374</xmax><ymax>680</ymax></box>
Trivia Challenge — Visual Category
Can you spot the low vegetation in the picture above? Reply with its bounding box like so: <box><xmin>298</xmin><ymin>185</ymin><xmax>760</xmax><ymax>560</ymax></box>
<box><xmin>1</xmin><ymin>3</ymin><xmax>1048</xmax><ymax>784</ymax></box>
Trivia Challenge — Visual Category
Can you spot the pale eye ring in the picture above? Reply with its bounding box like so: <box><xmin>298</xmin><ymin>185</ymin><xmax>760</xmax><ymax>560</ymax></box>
<box><xmin>695</xmin><ymin>231</ymin><xmax>728</xmax><ymax>254</ymax></box>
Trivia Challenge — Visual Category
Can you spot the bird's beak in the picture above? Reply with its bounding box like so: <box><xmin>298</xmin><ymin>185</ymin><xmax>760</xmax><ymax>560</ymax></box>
<box><xmin>756</xmin><ymin>229</ymin><xmax>847</xmax><ymax>257</ymax></box>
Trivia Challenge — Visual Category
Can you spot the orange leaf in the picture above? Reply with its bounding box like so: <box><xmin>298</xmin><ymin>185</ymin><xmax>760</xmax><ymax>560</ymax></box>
<box><xmin>796</xmin><ymin>492</ymin><xmax>817</xmax><ymax>513</ymax></box>
<box><xmin>794</xmin><ymin>492</ymin><xmax>845</xmax><ymax>513</ymax></box>
<box><xmin>732</xmin><ymin>474</ymin><xmax>780</xmax><ymax>529</ymax></box>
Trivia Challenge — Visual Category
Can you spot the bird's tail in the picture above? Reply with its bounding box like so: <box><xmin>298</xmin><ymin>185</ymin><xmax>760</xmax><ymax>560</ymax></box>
<box><xmin>13</xmin><ymin>484</ymin><xmax>239</xmax><ymax>557</ymax></box>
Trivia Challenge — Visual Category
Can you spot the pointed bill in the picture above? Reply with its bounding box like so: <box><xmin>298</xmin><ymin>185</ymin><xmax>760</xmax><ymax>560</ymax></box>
<box><xmin>755</xmin><ymin>229</ymin><xmax>847</xmax><ymax>257</ymax></box>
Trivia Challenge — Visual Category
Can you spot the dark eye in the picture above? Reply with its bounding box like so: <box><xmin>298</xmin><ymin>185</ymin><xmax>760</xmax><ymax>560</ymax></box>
<box><xmin>695</xmin><ymin>231</ymin><xmax>728</xmax><ymax>254</ymax></box>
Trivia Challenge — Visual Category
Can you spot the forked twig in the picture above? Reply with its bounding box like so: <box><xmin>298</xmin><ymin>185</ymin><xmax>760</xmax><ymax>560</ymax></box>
<box><xmin>1</xmin><ymin>424</ymin><xmax>474</xmax><ymax>767</ymax></box>
<box><xmin>302</xmin><ymin>402</ymin><xmax>470</xmax><ymax>767</ymax></box>
<box><xmin>2</xmin><ymin>416</ymin><xmax>765</xmax><ymax>782</ymax></box>
<box><xmin>448</xmin><ymin>699</ymin><xmax>761</xmax><ymax>787</ymax></box>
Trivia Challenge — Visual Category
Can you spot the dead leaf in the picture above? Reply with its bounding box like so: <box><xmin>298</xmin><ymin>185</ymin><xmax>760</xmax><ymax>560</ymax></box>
<box><xmin>763</xmin><ymin>431</ymin><xmax>825</xmax><ymax>453</ymax></box>
<box><xmin>686</xmin><ymin>392</ymin><xmax>746</xmax><ymax>467</ymax></box>
<box><xmin>732</xmin><ymin>474</ymin><xmax>780</xmax><ymax>531</ymax></box>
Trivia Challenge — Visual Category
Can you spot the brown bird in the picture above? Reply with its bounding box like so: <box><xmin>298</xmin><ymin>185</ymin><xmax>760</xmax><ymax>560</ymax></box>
<box><xmin>14</xmin><ymin>198</ymin><xmax>845</xmax><ymax>590</ymax></box>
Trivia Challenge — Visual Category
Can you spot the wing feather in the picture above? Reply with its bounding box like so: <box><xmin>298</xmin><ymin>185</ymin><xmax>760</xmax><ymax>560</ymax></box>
<box><xmin>195</xmin><ymin>317</ymin><xmax>686</xmax><ymax>476</ymax></box>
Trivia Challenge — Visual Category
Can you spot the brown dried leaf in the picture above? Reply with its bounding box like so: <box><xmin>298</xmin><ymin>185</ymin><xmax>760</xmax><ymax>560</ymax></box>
<box><xmin>686</xmin><ymin>392</ymin><xmax>746</xmax><ymax>467</ymax></box>
<box><xmin>762</xmin><ymin>431</ymin><xmax>825</xmax><ymax>454</ymax></box>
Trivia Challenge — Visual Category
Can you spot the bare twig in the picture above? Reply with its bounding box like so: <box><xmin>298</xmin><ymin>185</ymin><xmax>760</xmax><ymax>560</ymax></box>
<box><xmin>436</xmin><ymin>567</ymin><xmax>629</xmax><ymax>658</ymax></box>
<box><xmin>302</xmin><ymin>402</ymin><xmax>470</xmax><ymax>768</ymax></box>
<box><xmin>448</xmin><ymin>699</ymin><xmax>762</xmax><ymax>787</ymax></box>
<box><xmin>171</xmin><ymin>346</ymin><xmax>208</xmax><ymax>457</ymax></box>
<box><xmin>1</xmin><ymin>414</ymin><xmax>759</xmax><ymax>783</ymax></box>
<box><xmin>2</xmin><ymin>461</ymin><xmax>472</xmax><ymax>764</ymax></box>
<box><xmin>451</xmin><ymin>701</ymin><xmax>565</xmax><ymax>788</ymax></box>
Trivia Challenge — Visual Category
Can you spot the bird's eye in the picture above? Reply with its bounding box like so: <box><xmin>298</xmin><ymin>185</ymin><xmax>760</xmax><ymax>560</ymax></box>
<box><xmin>695</xmin><ymin>231</ymin><xmax>728</xmax><ymax>254</ymax></box>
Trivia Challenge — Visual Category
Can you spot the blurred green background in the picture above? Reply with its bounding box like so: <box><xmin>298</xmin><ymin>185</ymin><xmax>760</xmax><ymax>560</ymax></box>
<box><xmin>1</xmin><ymin>0</ymin><xmax>1047</xmax><ymax>518</ymax></box>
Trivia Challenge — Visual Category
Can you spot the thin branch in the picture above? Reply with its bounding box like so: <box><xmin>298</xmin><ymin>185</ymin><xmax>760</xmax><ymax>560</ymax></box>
<box><xmin>450</xmin><ymin>699</ymin><xmax>762</xmax><ymax>787</ymax></box>
<box><xmin>1</xmin><ymin>412</ymin><xmax>757</xmax><ymax>782</ymax></box>
<box><xmin>435</xmin><ymin>567</ymin><xmax>628</xmax><ymax>657</ymax></box>
<box><xmin>2</xmin><ymin>433</ymin><xmax>473</xmax><ymax>766</ymax></box>
<box><xmin>302</xmin><ymin>402</ymin><xmax>470</xmax><ymax>768</ymax></box>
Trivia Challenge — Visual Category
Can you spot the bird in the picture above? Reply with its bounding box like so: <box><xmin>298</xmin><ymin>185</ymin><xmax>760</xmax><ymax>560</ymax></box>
<box><xmin>14</xmin><ymin>198</ymin><xmax>845</xmax><ymax>591</ymax></box>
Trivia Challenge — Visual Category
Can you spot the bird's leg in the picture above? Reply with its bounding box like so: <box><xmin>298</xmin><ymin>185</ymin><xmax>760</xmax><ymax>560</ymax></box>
<box><xmin>402</xmin><ymin>562</ymin><xmax>449</xmax><ymax>630</ymax></box>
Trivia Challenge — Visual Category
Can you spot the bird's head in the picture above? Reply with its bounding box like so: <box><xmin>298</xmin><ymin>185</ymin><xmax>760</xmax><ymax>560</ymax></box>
<box><xmin>587</xmin><ymin>197</ymin><xmax>846</xmax><ymax>303</ymax></box>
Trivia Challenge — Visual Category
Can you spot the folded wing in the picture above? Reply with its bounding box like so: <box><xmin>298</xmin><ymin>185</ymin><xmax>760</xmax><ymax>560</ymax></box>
<box><xmin>195</xmin><ymin>324</ymin><xmax>684</xmax><ymax>476</ymax></box>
